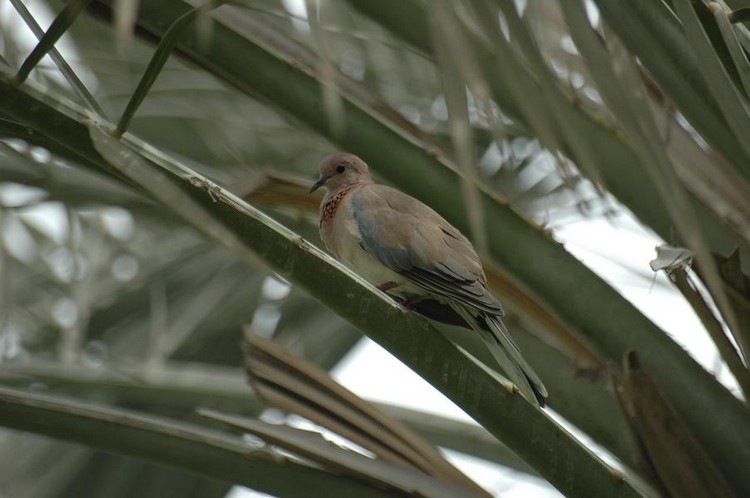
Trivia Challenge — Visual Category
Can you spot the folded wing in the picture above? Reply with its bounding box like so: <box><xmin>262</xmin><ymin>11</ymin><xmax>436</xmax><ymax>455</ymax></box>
<box><xmin>351</xmin><ymin>185</ymin><xmax>503</xmax><ymax>316</ymax></box>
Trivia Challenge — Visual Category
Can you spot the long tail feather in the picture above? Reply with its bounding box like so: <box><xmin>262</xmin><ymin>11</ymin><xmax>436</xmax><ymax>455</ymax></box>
<box><xmin>485</xmin><ymin>314</ymin><xmax>548</xmax><ymax>407</ymax></box>
<box><xmin>450</xmin><ymin>302</ymin><xmax>548</xmax><ymax>407</ymax></box>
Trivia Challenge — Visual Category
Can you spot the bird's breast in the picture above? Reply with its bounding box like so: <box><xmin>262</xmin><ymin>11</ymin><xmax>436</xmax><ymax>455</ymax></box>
<box><xmin>320</xmin><ymin>185</ymin><xmax>360</xmax><ymax>260</ymax></box>
<box><xmin>320</xmin><ymin>189</ymin><xmax>415</xmax><ymax>294</ymax></box>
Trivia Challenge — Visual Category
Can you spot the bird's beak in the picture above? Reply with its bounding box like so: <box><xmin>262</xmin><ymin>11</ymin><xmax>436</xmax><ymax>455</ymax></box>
<box><xmin>309</xmin><ymin>175</ymin><xmax>329</xmax><ymax>193</ymax></box>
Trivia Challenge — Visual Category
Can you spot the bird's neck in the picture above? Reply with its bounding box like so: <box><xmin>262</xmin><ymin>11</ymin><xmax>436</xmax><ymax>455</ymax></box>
<box><xmin>323</xmin><ymin>181</ymin><xmax>369</xmax><ymax>200</ymax></box>
<box><xmin>320</xmin><ymin>184</ymin><xmax>361</xmax><ymax>226</ymax></box>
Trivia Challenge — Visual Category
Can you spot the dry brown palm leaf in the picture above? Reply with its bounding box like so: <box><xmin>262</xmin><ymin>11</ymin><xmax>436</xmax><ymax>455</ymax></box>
<box><xmin>235</xmin><ymin>170</ymin><xmax>323</xmax><ymax>215</ymax></box>
<box><xmin>651</xmin><ymin>247</ymin><xmax>750</xmax><ymax>399</ymax></box>
<box><xmin>242</xmin><ymin>331</ymin><xmax>491</xmax><ymax>498</ymax></box>
<box><xmin>711</xmin><ymin>250</ymin><xmax>750</xmax><ymax>365</ymax></box>
<box><xmin>615</xmin><ymin>352</ymin><xmax>738</xmax><ymax>498</ymax></box>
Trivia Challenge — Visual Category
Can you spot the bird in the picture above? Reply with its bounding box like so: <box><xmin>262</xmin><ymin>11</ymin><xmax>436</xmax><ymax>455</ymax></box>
<box><xmin>310</xmin><ymin>152</ymin><xmax>547</xmax><ymax>407</ymax></box>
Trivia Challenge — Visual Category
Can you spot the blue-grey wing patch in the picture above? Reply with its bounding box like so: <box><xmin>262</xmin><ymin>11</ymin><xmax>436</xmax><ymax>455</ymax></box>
<box><xmin>353</xmin><ymin>203</ymin><xmax>413</xmax><ymax>272</ymax></box>
<box><xmin>352</xmin><ymin>186</ymin><xmax>503</xmax><ymax>316</ymax></box>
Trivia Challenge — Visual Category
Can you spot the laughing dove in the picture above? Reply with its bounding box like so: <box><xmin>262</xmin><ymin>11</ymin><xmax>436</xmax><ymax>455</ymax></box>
<box><xmin>310</xmin><ymin>153</ymin><xmax>548</xmax><ymax>407</ymax></box>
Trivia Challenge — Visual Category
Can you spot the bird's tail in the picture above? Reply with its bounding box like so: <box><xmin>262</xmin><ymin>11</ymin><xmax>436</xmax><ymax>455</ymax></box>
<box><xmin>451</xmin><ymin>303</ymin><xmax>548</xmax><ymax>407</ymax></box>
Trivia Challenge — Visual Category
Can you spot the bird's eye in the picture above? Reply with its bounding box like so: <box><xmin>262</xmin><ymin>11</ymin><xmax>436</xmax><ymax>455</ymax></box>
<box><xmin>336</xmin><ymin>165</ymin><xmax>346</xmax><ymax>174</ymax></box>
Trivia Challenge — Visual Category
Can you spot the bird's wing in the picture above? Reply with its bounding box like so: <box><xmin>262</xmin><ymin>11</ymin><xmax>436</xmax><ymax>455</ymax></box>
<box><xmin>351</xmin><ymin>185</ymin><xmax>503</xmax><ymax>315</ymax></box>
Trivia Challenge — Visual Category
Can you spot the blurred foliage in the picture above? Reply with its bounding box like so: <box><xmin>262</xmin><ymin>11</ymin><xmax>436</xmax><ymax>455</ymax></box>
<box><xmin>0</xmin><ymin>0</ymin><xmax>749</xmax><ymax>497</ymax></box>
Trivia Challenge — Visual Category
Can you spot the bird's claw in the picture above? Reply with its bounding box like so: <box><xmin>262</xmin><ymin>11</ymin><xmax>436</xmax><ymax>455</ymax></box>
<box><xmin>377</xmin><ymin>281</ymin><xmax>399</xmax><ymax>292</ymax></box>
<box><xmin>376</xmin><ymin>281</ymin><xmax>420</xmax><ymax>310</ymax></box>
<box><xmin>400</xmin><ymin>295</ymin><xmax>429</xmax><ymax>310</ymax></box>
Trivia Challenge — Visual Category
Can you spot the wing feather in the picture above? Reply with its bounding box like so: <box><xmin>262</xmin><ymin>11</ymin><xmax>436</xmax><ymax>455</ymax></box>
<box><xmin>352</xmin><ymin>185</ymin><xmax>503</xmax><ymax>315</ymax></box>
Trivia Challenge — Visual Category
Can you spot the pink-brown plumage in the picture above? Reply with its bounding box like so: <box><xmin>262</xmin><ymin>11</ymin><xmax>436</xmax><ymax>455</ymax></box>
<box><xmin>320</xmin><ymin>183</ymin><xmax>361</xmax><ymax>256</ymax></box>
<box><xmin>309</xmin><ymin>152</ymin><xmax>547</xmax><ymax>407</ymax></box>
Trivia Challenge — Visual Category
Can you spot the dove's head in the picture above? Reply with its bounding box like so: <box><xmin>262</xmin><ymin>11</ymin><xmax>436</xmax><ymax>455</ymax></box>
<box><xmin>309</xmin><ymin>153</ymin><xmax>373</xmax><ymax>193</ymax></box>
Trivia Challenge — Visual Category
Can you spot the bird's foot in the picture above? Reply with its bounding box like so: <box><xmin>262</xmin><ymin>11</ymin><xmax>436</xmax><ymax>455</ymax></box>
<box><xmin>400</xmin><ymin>295</ymin><xmax>428</xmax><ymax>310</ymax></box>
<box><xmin>376</xmin><ymin>282</ymin><xmax>425</xmax><ymax>311</ymax></box>
<box><xmin>400</xmin><ymin>297</ymin><xmax>416</xmax><ymax>310</ymax></box>
<box><xmin>377</xmin><ymin>281</ymin><xmax>399</xmax><ymax>292</ymax></box>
